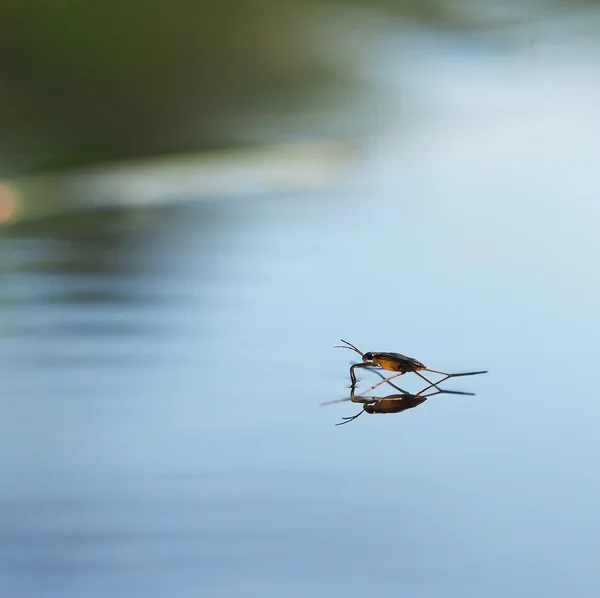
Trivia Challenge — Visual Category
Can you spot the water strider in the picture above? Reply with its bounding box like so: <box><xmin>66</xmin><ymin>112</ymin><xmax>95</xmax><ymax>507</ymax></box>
<box><xmin>335</xmin><ymin>339</ymin><xmax>487</xmax><ymax>391</ymax></box>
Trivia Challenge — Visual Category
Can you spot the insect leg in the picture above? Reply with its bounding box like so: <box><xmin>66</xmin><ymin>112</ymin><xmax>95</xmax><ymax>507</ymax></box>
<box><xmin>320</xmin><ymin>385</ymin><xmax>380</xmax><ymax>406</ymax></box>
<box><xmin>349</xmin><ymin>396</ymin><xmax>380</xmax><ymax>405</ymax></box>
<box><xmin>424</xmin><ymin>368</ymin><xmax>488</xmax><ymax>377</ymax></box>
<box><xmin>413</xmin><ymin>371</ymin><xmax>443</xmax><ymax>391</ymax></box>
<box><xmin>321</xmin><ymin>381</ymin><xmax>376</xmax><ymax>406</ymax></box>
<box><xmin>416</xmin><ymin>370</ymin><xmax>488</xmax><ymax>395</ymax></box>
<box><xmin>349</xmin><ymin>362</ymin><xmax>377</xmax><ymax>387</ymax></box>
<box><xmin>354</xmin><ymin>371</ymin><xmax>406</xmax><ymax>396</ymax></box>
<box><xmin>368</xmin><ymin>368</ymin><xmax>410</xmax><ymax>394</ymax></box>
<box><xmin>421</xmin><ymin>389</ymin><xmax>475</xmax><ymax>398</ymax></box>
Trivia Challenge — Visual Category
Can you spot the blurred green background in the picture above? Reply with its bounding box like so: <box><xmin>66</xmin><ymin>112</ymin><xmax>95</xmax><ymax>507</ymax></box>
<box><xmin>3</xmin><ymin>0</ymin><xmax>599</xmax><ymax>225</ymax></box>
<box><xmin>2</xmin><ymin>0</ymin><xmax>599</xmax><ymax>218</ymax></box>
<box><xmin>1</xmin><ymin>0</ymin><xmax>579</xmax><ymax>177</ymax></box>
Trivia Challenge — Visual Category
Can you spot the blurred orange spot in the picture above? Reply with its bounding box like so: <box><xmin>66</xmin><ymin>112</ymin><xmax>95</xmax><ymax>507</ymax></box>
<box><xmin>0</xmin><ymin>183</ymin><xmax>20</xmax><ymax>225</ymax></box>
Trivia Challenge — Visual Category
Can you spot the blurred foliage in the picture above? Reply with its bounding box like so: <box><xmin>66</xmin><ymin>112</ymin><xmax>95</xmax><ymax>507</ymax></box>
<box><xmin>1</xmin><ymin>0</ymin><xmax>598</xmax><ymax>177</ymax></box>
<box><xmin>0</xmin><ymin>0</ymin><xmax>348</xmax><ymax>174</ymax></box>
<box><xmin>324</xmin><ymin>0</ymin><xmax>469</xmax><ymax>26</ymax></box>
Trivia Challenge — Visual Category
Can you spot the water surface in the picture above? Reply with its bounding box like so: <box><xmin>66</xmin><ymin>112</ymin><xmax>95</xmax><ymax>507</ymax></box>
<box><xmin>2</xmin><ymin>28</ymin><xmax>600</xmax><ymax>598</ymax></box>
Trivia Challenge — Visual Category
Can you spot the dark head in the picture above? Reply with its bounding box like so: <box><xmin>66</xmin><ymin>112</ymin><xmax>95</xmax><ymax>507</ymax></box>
<box><xmin>364</xmin><ymin>404</ymin><xmax>375</xmax><ymax>414</ymax></box>
<box><xmin>362</xmin><ymin>352</ymin><xmax>375</xmax><ymax>364</ymax></box>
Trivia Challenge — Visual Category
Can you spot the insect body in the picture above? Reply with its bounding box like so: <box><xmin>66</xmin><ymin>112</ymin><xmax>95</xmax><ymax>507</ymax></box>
<box><xmin>335</xmin><ymin>339</ymin><xmax>487</xmax><ymax>390</ymax></box>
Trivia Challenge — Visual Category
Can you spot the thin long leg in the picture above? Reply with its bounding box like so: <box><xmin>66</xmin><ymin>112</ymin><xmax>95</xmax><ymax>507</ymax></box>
<box><xmin>414</xmin><ymin>370</ymin><xmax>486</xmax><ymax>392</ymax></box>
<box><xmin>321</xmin><ymin>380</ymin><xmax>382</xmax><ymax>406</ymax></box>
<box><xmin>416</xmin><ymin>370</ymin><xmax>488</xmax><ymax>396</ymax></box>
<box><xmin>414</xmin><ymin>371</ymin><xmax>445</xmax><ymax>392</ymax></box>
<box><xmin>421</xmin><ymin>389</ymin><xmax>475</xmax><ymax>398</ymax></box>
<box><xmin>321</xmin><ymin>397</ymin><xmax>353</xmax><ymax>406</ymax></box>
<box><xmin>356</xmin><ymin>369</ymin><xmax>487</xmax><ymax>397</ymax></box>
<box><xmin>421</xmin><ymin>367</ymin><xmax>452</xmax><ymax>376</ymax></box>
<box><xmin>423</xmin><ymin>367</ymin><xmax>488</xmax><ymax>377</ymax></box>
<box><xmin>349</xmin><ymin>362</ymin><xmax>375</xmax><ymax>387</ymax></box>
<box><xmin>334</xmin><ymin>340</ymin><xmax>370</xmax><ymax>387</ymax></box>
<box><xmin>350</xmin><ymin>396</ymin><xmax>382</xmax><ymax>405</ymax></box>
<box><xmin>321</xmin><ymin>396</ymin><xmax>377</xmax><ymax>406</ymax></box>
<box><xmin>321</xmin><ymin>379</ymin><xmax>376</xmax><ymax>406</ymax></box>
<box><xmin>368</xmin><ymin>368</ymin><xmax>410</xmax><ymax>394</ymax></box>
<box><xmin>354</xmin><ymin>371</ymin><xmax>406</xmax><ymax>396</ymax></box>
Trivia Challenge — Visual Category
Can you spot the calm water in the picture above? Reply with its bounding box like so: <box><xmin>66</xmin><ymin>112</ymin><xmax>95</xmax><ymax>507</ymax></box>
<box><xmin>2</xmin><ymin>31</ymin><xmax>600</xmax><ymax>598</ymax></box>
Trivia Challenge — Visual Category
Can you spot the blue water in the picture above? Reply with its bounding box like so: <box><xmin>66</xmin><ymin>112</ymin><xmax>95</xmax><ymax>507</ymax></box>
<box><xmin>2</xmin><ymin>31</ymin><xmax>600</xmax><ymax>598</ymax></box>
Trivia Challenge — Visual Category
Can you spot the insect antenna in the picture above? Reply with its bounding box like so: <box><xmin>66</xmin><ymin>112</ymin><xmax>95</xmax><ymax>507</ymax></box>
<box><xmin>335</xmin><ymin>410</ymin><xmax>364</xmax><ymax>426</ymax></box>
<box><xmin>333</xmin><ymin>339</ymin><xmax>364</xmax><ymax>357</ymax></box>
